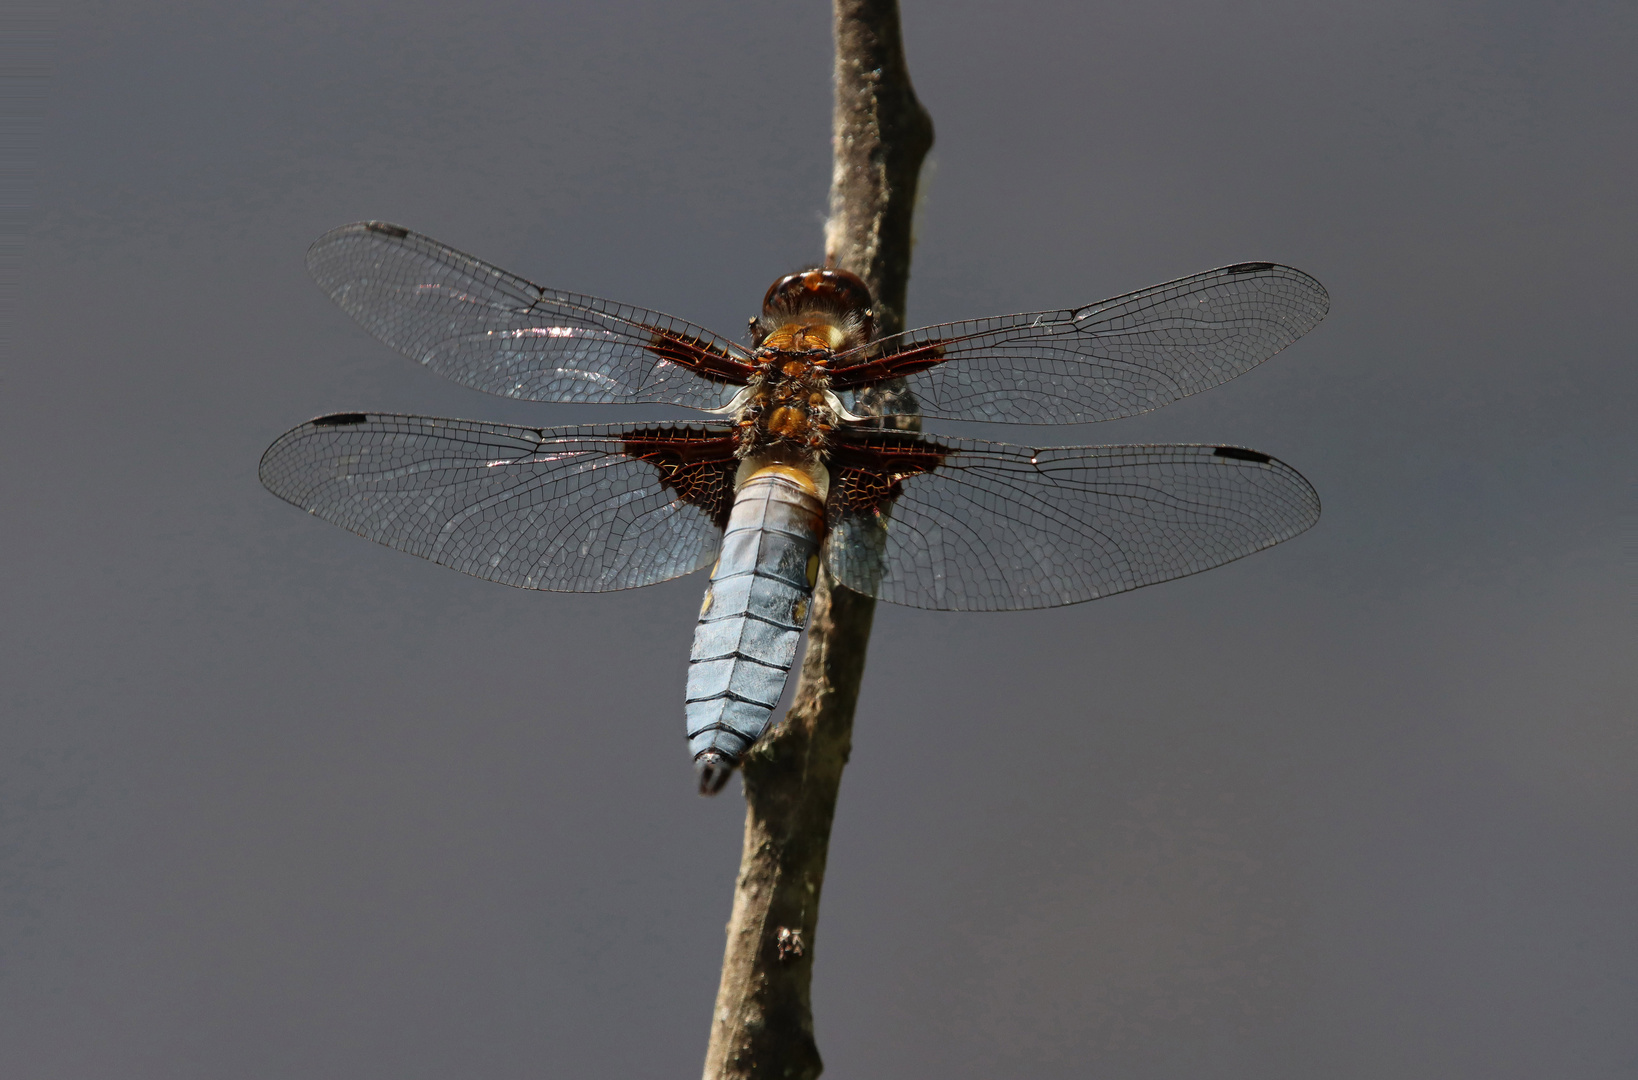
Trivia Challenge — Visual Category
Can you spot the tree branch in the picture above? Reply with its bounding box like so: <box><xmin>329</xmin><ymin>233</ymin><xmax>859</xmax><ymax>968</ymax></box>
<box><xmin>701</xmin><ymin>3</ymin><xmax>932</xmax><ymax>1078</ymax></box>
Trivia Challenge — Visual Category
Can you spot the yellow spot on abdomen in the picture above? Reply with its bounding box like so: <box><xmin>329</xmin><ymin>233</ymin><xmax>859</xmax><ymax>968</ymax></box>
<box><xmin>747</xmin><ymin>462</ymin><xmax>822</xmax><ymax>497</ymax></box>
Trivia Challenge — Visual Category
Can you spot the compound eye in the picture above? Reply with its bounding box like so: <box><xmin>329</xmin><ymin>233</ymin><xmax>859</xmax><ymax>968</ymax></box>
<box><xmin>761</xmin><ymin>272</ymin><xmax>807</xmax><ymax>313</ymax></box>
<box><xmin>762</xmin><ymin>267</ymin><xmax>874</xmax><ymax>318</ymax></box>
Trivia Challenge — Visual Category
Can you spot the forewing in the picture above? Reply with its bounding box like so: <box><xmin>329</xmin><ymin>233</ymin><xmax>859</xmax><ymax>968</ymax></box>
<box><xmin>259</xmin><ymin>414</ymin><xmax>738</xmax><ymax>591</ymax></box>
<box><xmin>829</xmin><ymin>263</ymin><xmax>1328</xmax><ymax>424</ymax></box>
<box><xmin>306</xmin><ymin>222</ymin><xmax>754</xmax><ymax>408</ymax></box>
<box><xmin>826</xmin><ymin>436</ymin><xmax>1319</xmax><ymax>611</ymax></box>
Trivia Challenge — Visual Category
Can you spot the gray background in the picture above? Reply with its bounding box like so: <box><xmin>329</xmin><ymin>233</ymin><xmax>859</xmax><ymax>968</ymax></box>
<box><xmin>3</xmin><ymin>1</ymin><xmax>1633</xmax><ymax>1076</ymax></box>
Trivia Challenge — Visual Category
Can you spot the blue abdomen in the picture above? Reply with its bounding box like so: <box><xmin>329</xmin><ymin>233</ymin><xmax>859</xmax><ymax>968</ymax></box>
<box><xmin>686</xmin><ymin>467</ymin><xmax>824</xmax><ymax>792</ymax></box>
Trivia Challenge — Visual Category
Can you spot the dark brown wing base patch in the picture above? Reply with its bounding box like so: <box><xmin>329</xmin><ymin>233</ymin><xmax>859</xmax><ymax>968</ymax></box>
<box><xmin>826</xmin><ymin>340</ymin><xmax>946</xmax><ymax>389</ymax></box>
<box><xmin>642</xmin><ymin>329</ymin><xmax>756</xmax><ymax>385</ymax></box>
<box><xmin>622</xmin><ymin>426</ymin><xmax>741</xmax><ymax>529</ymax></box>
<box><xmin>827</xmin><ymin>433</ymin><xmax>947</xmax><ymax>521</ymax></box>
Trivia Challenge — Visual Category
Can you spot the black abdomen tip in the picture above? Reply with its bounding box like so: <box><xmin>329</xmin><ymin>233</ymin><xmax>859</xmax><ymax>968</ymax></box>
<box><xmin>696</xmin><ymin>751</ymin><xmax>736</xmax><ymax>796</ymax></box>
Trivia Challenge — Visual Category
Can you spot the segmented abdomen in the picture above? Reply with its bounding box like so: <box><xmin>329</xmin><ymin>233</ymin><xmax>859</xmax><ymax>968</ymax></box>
<box><xmin>685</xmin><ymin>469</ymin><xmax>824</xmax><ymax>772</ymax></box>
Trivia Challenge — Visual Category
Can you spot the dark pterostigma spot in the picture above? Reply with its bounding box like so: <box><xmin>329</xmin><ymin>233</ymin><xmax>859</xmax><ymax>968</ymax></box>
<box><xmin>365</xmin><ymin>222</ymin><xmax>409</xmax><ymax>238</ymax></box>
<box><xmin>312</xmin><ymin>412</ymin><xmax>369</xmax><ymax>427</ymax></box>
<box><xmin>1214</xmin><ymin>446</ymin><xmax>1272</xmax><ymax>463</ymax></box>
<box><xmin>1224</xmin><ymin>262</ymin><xmax>1276</xmax><ymax>275</ymax></box>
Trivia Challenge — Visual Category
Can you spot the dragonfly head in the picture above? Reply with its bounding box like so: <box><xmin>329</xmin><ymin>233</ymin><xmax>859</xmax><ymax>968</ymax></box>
<box><xmin>756</xmin><ymin>267</ymin><xmax>875</xmax><ymax>350</ymax></box>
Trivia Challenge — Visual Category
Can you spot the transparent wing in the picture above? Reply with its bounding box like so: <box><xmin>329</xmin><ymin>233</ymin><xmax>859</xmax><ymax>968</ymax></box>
<box><xmin>826</xmin><ymin>437</ymin><xmax>1319</xmax><ymax>611</ymax></box>
<box><xmin>306</xmin><ymin>222</ymin><xmax>755</xmax><ymax>408</ymax></box>
<box><xmin>259</xmin><ymin>413</ymin><xmax>739</xmax><ymax>592</ymax></box>
<box><xmin>830</xmin><ymin>263</ymin><xmax>1328</xmax><ymax>424</ymax></box>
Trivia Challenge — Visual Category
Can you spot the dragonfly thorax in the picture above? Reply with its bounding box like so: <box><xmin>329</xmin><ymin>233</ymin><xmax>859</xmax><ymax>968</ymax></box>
<box><xmin>734</xmin><ymin>268</ymin><xmax>875</xmax><ymax>461</ymax></box>
<box><xmin>733</xmin><ymin>344</ymin><xmax>842</xmax><ymax>458</ymax></box>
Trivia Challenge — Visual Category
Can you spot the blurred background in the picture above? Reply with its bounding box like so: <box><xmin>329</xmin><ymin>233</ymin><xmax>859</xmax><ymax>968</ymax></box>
<box><xmin>2</xmin><ymin>1</ymin><xmax>1632</xmax><ymax>1076</ymax></box>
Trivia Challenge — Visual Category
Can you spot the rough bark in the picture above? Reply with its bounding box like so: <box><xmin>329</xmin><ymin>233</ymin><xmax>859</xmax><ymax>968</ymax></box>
<box><xmin>700</xmin><ymin>3</ymin><xmax>933</xmax><ymax>1078</ymax></box>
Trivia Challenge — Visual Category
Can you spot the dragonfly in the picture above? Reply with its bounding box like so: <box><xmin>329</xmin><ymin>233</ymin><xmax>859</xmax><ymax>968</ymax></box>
<box><xmin>260</xmin><ymin>222</ymin><xmax>1328</xmax><ymax>794</ymax></box>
